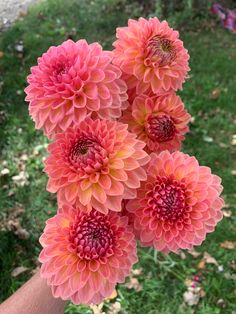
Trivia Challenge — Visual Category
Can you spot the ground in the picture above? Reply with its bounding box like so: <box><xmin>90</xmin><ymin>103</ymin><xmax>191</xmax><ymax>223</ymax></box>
<box><xmin>0</xmin><ymin>0</ymin><xmax>41</xmax><ymax>29</ymax></box>
<box><xmin>0</xmin><ymin>0</ymin><xmax>235</xmax><ymax>313</ymax></box>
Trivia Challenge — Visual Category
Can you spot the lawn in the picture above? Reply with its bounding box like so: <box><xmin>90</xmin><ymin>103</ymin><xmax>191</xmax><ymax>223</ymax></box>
<box><xmin>0</xmin><ymin>0</ymin><xmax>236</xmax><ymax>313</ymax></box>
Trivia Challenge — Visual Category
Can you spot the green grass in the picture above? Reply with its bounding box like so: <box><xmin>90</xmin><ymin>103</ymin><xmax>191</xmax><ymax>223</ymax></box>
<box><xmin>0</xmin><ymin>0</ymin><xmax>236</xmax><ymax>313</ymax></box>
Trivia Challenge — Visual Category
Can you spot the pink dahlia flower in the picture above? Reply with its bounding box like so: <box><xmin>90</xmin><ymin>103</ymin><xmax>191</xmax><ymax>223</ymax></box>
<box><xmin>44</xmin><ymin>118</ymin><xmax>149</xmax><ymax>213</ymax></box>
<box><xmin>39</xmin><ymin>204</ymin><xmax>137</xmax><ymax>304</ymax></box>
<box><xmin>113</xmin><ymin>17</ymin><xmax>190</xmax><ymax>95</ymax></box>
<box><xmin>25</xmin><ymin>39</ymin><xmax>128</xmax><ymax>138</ymax></box>
<box><xmin>121</xmin><ymin>93</ymin><xmax>191</xmax><ymax>153</ymax></box>
<box><xmin>126</xmin><ymin>151</ymin><xmax>224</xmax><ymax>253</ymax></box>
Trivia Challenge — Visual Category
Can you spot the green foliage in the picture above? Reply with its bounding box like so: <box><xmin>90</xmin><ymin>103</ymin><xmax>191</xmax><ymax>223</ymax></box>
<box><xmin>0</xmin><ymin>0</ymin><xmax>236</xmax><ymax>313</ymax></box>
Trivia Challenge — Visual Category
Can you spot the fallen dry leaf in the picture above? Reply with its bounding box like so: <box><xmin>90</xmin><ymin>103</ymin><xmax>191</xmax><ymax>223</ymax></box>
<box><xmin>183</xmin><ymin>284</ymin><xmax>205</xmax><ymax>307</ymax></box>
<box><xmin>231</xmin><ymin>170</ymin><xmax>236</xmax><ymax>176</ymax></box>
<box><xmin>216</xmin><ymin>298</ymin><xmax>226</xmax><ymax>308</ymax></box>
<box><xmin>107</xmin><ymin>301</ymin><xmax>121</xmax><ymax>314</ymax></box>
<box><xmin>197</xmin><ymin>252</ymin><xmax>218</xmax><ymax>269</ymax></box>
<box><xmin>11</xmin><ymin>266</ymin><xmax>28</xmax><ymax>277</ymax></box>
<box><xmin>220</xmin><ymin>241</ymin><xmax>236</xmax><ymax>249</ymax></box>
<box><xmin>203</xmin><ymin>252</ymin><xmax>218</xmax><ymax>266</ymax></box>
<box><xmin>222</xmin><ymin>210</ymin><xmax>232</xmax><ymax>217</ymax></box>
<box><xmin>183</xmin><ymin>290</ymin><xmax>200</xmax><ymax>306</ymax></box>
<box><xmin>224</xmin><ymin>272</ymin><xmax>236</xmax><ymax>280</ymax></box>
<box><xmin>177</xmin><ymin>250</ymin><xmax>186</xmax><ymax>259</ymax></box>
<box><xmin>131</xmin><ymin>268</ymin><xmax>143</xmax><ymax>276</ymax></box>
<box><xmin>12</xmin><ymin>170</ymin><xmax>29</xmax><ymax>187</ymax></box>
<box><xmin>0</xmin><ymin>168</ymin><xmax>10</xmax><ymax>176</ymax></box>
<box><xmin>218</xmin><ymin>142</ymin><xmax>228</xmax><ymax>148</ymax></box>
<box><xmin>199</xmin><ymin>289</ymin><xmax>206</xmax><ymax>298</ymax></box>
<box><xmin>188</xmin><ymin>248</ymin><xmax>201</xmax><ymax>258</ymax></box>
<box><xmin>125</xmin><ymin>277</ymin><xmax>142</xmax><ymax>292</ymax></box>
<box><xmin>20</xmin><ymin>154</ymin><xmax>28</xmax><ymax>161</ymax></box>
<box><xmin>7</xmin><ymin>220</ymin><xmax>30</xmax><ymax>240</ymax></box>
<box><xmin>0</xmin><ymin>51</ymin><xmax>3</xmax><ymax>58</ymax></box>
<box><xmin>184</xmin><ymin>278</ymin><xmax>193</xmax><ymax>287</ymax></box>
<box><xmin>90</xmin><ymin>303</ymin><xmax>105</xmax><ymax>314</ymax></box>
<box><xmin>231</xmin><ymin>135</ymin><xmax>236</xmax><ymax>146</ymax></box>
<box><xmin>9</xmin><ymin>206</ymin><xmax>25</xmax><ymax>216</ymax></box>
<box><xmin>198</xmin><ymin>259</ymin><xmax>206</xmax><ymax>270</ymax></box>
<box><xmin>229</xmin><ymin>261</ymin><xmax>236</xmax><ymax>270</ymax></box>
<box><xmin>210</xmin><ymin>88</ymin><xmax>220</xmax><ymax>100</ymax></box>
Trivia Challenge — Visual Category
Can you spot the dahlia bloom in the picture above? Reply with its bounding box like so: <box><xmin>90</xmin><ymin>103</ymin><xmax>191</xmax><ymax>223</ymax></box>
<box><xmin>25</xmin><ymin>39</ymin><xmax>128</xmax><ymax>138</ymax></box>
<box><xmin>44</xmin><ymin>118</ymin><xmax>149</xmax><ymax>213</ymax></box>
<box><xmin>113</xmin><ymin>17</ymin><xmax>190</xmax><ymax>95</ymax></box>
<box><xmin>39</xmin><ymin>204</ymin><xmax>137</xmax><ymax>304</ymax></box>
<box><xmin>126</xmin><ymin>151</ymin><xmax>224</xmax><ymax>253</ymax></box>
<box><xmin>121</xmin><ymin>93</ymin><xmax>191</xmax><ymax>153</ymax></box>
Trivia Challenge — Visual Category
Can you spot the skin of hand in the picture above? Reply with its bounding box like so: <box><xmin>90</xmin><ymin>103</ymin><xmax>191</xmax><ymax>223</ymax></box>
<box><xmin>0</xmin><ymin>271</ymin><xmax>67</xmax><ymax>314</ymax></box>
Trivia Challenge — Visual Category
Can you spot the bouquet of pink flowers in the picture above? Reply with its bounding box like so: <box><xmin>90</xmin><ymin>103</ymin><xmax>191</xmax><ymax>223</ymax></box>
<box><xmin>25</xmin><ymin>17</ymin><xmax>224</xmax><ymax>305</ymax></box>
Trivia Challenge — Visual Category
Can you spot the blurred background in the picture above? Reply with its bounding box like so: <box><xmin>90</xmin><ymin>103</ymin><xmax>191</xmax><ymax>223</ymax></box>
<box><xmin>0</xmin><ymin>0</ymin><xmax>236</xmax><ymax>313</ymax></box>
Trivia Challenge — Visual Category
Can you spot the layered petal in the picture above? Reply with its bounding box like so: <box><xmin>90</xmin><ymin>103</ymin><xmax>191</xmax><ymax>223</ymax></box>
<box><xmin>39</xmin><ymin>204</ymin><xmax>137</xmax><ymax>305</ymax></box>
<box><xmin>121</xmin><ymin>93</ymin><xmax>191</xmax><ymax>153</ymax></box>
<box><xmin>113</xmin><ymin>17</ymin><xmax>190</xmax><ymax>95</ymax></box>
<box><xmin>25</xmin><ymin>39</ymin><xmax>128</xmax><ymax>138</ymax></box>
<box><xmin>44</xmin><ymin>118</ymin><xmax>150</xmax><ymax>213</ymax></box>
<box><xmin>125</xmin><ymin>151</ymin><xmax>224</xmax><ymax>253</ymax></box>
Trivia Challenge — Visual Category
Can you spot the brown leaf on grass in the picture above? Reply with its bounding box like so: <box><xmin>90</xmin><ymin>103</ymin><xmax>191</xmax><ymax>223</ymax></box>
<box><xmin>198</xmin><ymin>252</ymin><xmax>218</xmax><ymax>269</ymax></box>
<box><xmin>231</xmin><ymin>135</ymin><xmax>236</xmax><ymax>146</ymax></box>
<box><xmin>0</xmin><ymin>51</ymin><xmax>3</xmax><ymax>58</ymax></box>
<box><xmin>224</xmin><ymin>272</ymin><xmax>236</xmax><ymax>280</ymax></box>
<box><xmin>231</xmin><ymin>170</ymin><xmax>236</xmax><ymax>176</ymax></box>
<box><xmin>0</xmin><ymin>206</ymin><xmax>28</xmax><ymax>240</ymax></box>
<box><xmin>184</xmin><ymin>279</ymin><xmax>193</xmax><ymax>287</ymax></box>
<box><xmin>8</xmin><ymin>206</ymin><xmax>25</xmax><ymax>216</ymax></box>
<box><xmin>197</xmin><ymin>259</ymin><xmax>206</xmax><ymax>270</ymax></box>
<box><xmin>218</xmin><ymin>142</ymin><xmax>228</xmax><ymax>148</ymax></box>
<box><xmin>176</xmin><ymin>250</ymin><xmax>186</xmax><ymax>259</ymax></box>
<box><xmin>131</xmin><ymin>268</ymin><xmax>143</xmax><ymax>276</ymax></box>
<box><xmin>7</xmin><ymin>220</ymin><xmax>30</xmax><ymax>239</ymax></box>
<box><xmin>107</xmin><ymin>301</ymin><xmax>121</xmax><ymax>314</ymax></box>
<box><xmin>90</xmin><ymin>303</ymin><xmax>105</xmax><ymax>314</ymax></box>
<box><xmin>12</xmin><ymin>170</ymin><xmax>29</xmax><ymax>187</ymax></box>
<box><xmin>229</xmin><ymin>261</ymin><xmax>236</xmax><ymax>270</ymax></box>
<box><xmin>125</xmin><ymin>277</ymin><xmax>142</xmax><ymax>292</ymax></box>
<box><xmin>183</xmin><ymin>289</ymin><xmax>200</xmax><ymax>306</ymax></box>
<box><xmin>203</xmin><ymin>252</ymin><xmax>218</xmax><ymax>265</ymax></box>
<box><xmin>0</xmin><ymin>168</ymin><xmax>10</xmax><ymax>176</ymax></box>
<box><xmin>188</xmin><ymin>248</ymin><xmax>201</xmax><ymax>258</ymax></box>
<box><xmin>209</xmin><ymin>88</ymin><xmax>220</xmax><ymax>100</ymax></box>
<box><xmin>222</xmin><ymin>210</ymin><xmax>232</xmax><ymax>217</ymax></box>
<box><xmin>216</xmin><ymin>299</ymin><xmax>226</xmax><ymax>308</ymax></box>
<box><xmin>220</xmin><ymin>241</ymin><xmax>236</xmax><ymax>249</ymax></box>
<box><xmin>183</xmin><ymin>276</ymin><xmax>205</xmax><ymax>306</ymax></box>
<box><xmin>223</xmin><ymin>202</ymin><xmax>236</xmax><ymax>210</ymax></box>
<box><xmin>11</xmin><ymin>266</ymin><xmax>28</xmax><ymax>277</ymax></box>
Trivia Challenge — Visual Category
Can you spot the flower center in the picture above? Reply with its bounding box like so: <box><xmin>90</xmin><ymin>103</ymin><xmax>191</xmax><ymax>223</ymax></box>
<box><xmin>73</xmin><ymin>138</ymin><xmax>94</xmax><ymax>156</ymax></box>
<box><xmin>70</xmin><ymin>211</ymin><xmax>115</xmax><ymax>260</ymax></box>
<box><xmin>68</xmin><ymin>136</ymin><xmax>108</xmax><ymax>173</ymax></box>
<box><xmin>146</xmin><ymin>176</ymin><xmax>190</xmax><ymax>223</ymax></box>
<box><xmin>52</xmin><ymin>61</ymin><xmax>70</xmax><ymax>82</ymax></box>
<box><xmin>145</xmin><ymin>114</ymin><xmax>176</xmax><ymax>142</ymax></box>
<box><xmin>145</xmin><ymin>36</ymin><xmax>176</xmax><ymax>66</ymax></box>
